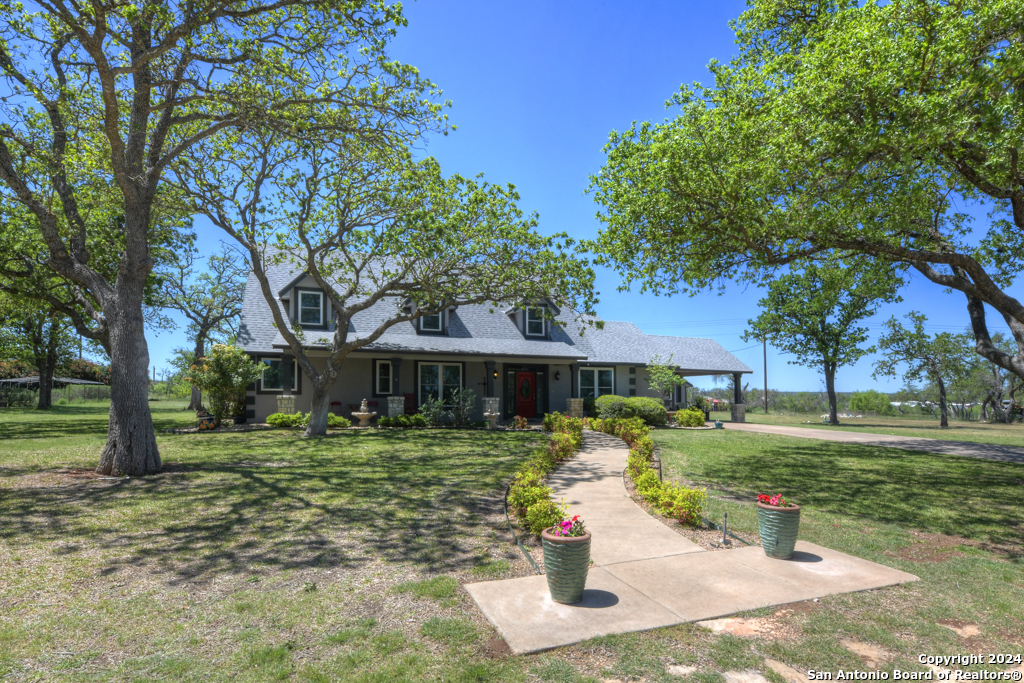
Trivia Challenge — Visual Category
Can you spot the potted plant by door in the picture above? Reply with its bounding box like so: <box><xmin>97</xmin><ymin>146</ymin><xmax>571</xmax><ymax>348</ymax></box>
<box><xmin>756</xmin><ymin>493</ymin><xmax>800</xmax><ymax>559</ymax></box>
<box><xmin>541</xmin><ymin>515</ymin><xmax>591</xmax><ymax>604</ymax></box>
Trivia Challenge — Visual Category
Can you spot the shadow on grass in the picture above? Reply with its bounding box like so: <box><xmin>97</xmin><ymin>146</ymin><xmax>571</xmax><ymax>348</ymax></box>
<box><xmin>0</xmin><ymin>402</ymin><xmax>192</xmax><ymax>442</ymax></box>
<box><xmin>0</xmin><ymin>429</ymin><xmax>541</xmax><ymax>584</ymax></box>
<box><xmin>665</xmin><ymin>439</ymin><xmax>1024</xmax><ymax>547</ymax></box>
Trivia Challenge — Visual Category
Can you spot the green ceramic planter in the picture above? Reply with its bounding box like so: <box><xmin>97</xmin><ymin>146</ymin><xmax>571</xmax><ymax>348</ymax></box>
<box><xmin>541</xmin><ymin>528</ymin><xmax>591</xmax><ymax>604</ymax></box>
<box><xmin>757</xmin><ymin>502</ymin><xmax>801</xmax><ymax>559</ymax></box>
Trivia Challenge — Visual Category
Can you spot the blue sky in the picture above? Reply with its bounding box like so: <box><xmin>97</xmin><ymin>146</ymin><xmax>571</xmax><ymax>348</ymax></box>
<box><xmin>144</xmin><ymin>0</ymin><xmax>1019</xmax><ymax>393</ymax></box>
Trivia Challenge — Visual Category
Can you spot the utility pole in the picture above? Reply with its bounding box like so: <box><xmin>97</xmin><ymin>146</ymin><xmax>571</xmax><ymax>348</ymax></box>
<box><xmin>763</xmin><ymin>336</ymin><xmax>768</xmax><ymax>414</ymax></box>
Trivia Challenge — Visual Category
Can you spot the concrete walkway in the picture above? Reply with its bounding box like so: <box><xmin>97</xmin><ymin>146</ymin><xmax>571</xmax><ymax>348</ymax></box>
<box><xmin>725</xmin><ymin>422</ymin><xmax>1024</xmax><ymax>465</ymax></box>
<box><xmin>466</xmin><ymin>432</ymin><xmax>918</xmax><ymax>654</ymax></box>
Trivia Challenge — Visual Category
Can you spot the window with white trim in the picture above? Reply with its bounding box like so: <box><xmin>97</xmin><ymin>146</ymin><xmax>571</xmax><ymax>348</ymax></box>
<box><xmin>419</xmin><ymin>311</ymin><xmax>442</xmax><ymax>332</ymax></box>
<box><xmin>579</xmin><ymin>367</ymin><xmax>614</xmax><ymax>398</ymax></box>
<box><xmin>259</xmin><ymin>357</ymin><xmax>297</xmax><ymax>392</ymax></box>
<box><xmin>419</xmin><ymin>363</ymin><xmax>462</xmax><ymax>406</ymax></box>
<box><xmin>526</xmin><ymin>307</ymin><xmax>545</xmax><ymax>336</ymax></box>
<box><xmin>299</xmin><ymin>291</ymin><xmax>323</xmax><ymax>325</ymax></box>
<box><xmin>376</xmin><ymin>360</ymin><xmax>392</xmax><ymax>395</ymax></box>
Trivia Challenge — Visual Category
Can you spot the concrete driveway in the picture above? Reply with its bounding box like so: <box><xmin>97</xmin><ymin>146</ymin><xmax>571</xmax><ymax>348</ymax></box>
<box><xmin>724</xmin><ymin>422</ymin><xmax>1024</xmax><ymax>465</ymax></box>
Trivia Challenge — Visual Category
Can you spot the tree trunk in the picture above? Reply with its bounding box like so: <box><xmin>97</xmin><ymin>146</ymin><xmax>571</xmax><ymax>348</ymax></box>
<box><xmin>188</xmin><ymin>336</ymin><xmax>205</xmax><ymax>411</ymax></box>
<box><xmin>937</xmin><ymin>376</ymin><xmax>949</xmax><ymax>428</ymax></box>
<box><xmin>36</xmin><ymin>320</ymin><xmax>62</xmax><ymax>410</ymax></box>
<box><xmin>37</xmin><ymin>354</ymin><xmax>55</xmax><ymax>409</ymax></box>
<box><xmin>96</xmin><ymin>292</ymin><xmax>161</xmax><ymax>476</ymax></box>
<box><xmin>824</xmin><ymin>362</ymin><xmax>839</xmax><ymax>425</ymax></box>
<box><xmin>305</xmin><ymin>374</ymin><xmax>334</xmax><ymax>436</ymax></box>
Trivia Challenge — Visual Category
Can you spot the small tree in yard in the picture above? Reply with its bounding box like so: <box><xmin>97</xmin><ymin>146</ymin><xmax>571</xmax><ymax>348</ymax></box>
<box><xmin>743</xmin><ymin>263</ymin><xmax>901</xmax><ymax>425</ymax></box>
<box><xmin>185</xmin><ymin>345</ymin><xmax>263</xmax><ymax>424</ymax></box>
<box><xmin>0</xmin><ymin>291</ymin><xmax>81</xmax><ymax>409</ymax></box>
<box><xmin>874</xmin><ymin>313</ymin><xmax>972</xmax><ymax>428</ymax></box>
<box><xmin>645</xmin><ymin>354</ymin><xmax>685</xmax><ymax>404</ymax></box>
<box><xmin>174</xmin><ymin>136</ymin><xmax>598</xmax><ymax>437</ymax></box>
<box><xmin>158</xmin><ymin>246</ymin><xmax>247</xmax><ymax>410</ymax></box>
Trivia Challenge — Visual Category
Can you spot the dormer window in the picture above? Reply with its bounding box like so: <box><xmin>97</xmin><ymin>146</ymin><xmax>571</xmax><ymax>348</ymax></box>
<box><xmin>298</xmin><ymin>291</ymin><xmax>323</xmax><ymax>325</ymax></box>
<box><xmin>526</xmin><ymin>307</ymin><xmax>545</xmax><ymax>337</ymax></box>
<box><xmin>419</xmin><ymin>312</ymin><xmax>442</xmax><ymax>332</ymax></box>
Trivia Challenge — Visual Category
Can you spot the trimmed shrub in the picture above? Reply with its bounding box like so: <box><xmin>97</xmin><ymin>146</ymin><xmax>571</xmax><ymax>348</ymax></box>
<box><xmin>676</xmin><ymin>407</ymin><xmax>706</xmax><ymax>427</ymax></box>
<box><xmin>509</xmin><ymin>483</ymin><xmax>552</xmax><ymax>518</ymax></box>
<box><xmin>267</xmin><ymin>412</ymin><xmax>304</xmax><ymax>428</ymax></box>
<box><xmin>506</xmin><ymin>411</ymin><xmax>587</xmax><ymax>536</ymax></box>
<box><xmin>267</xmin><ymin>412</ymin><xmax>349</xmax><ymax>428</ymax></box>
<box><xmin>625</xmin><ymin>396</ymin><xmax>667</xmax><ymax>426</ymax></box>
<box><xmin>658</xmin><ymin>484</ymin><xmax>707</xmax><ymax>527</ymax></box>
<box><xmin>525</xmin><ymin>499</ymin><xmax>564</xmax><ymax>535</ymax></box>
<box><xmin>595</xmin><ymin>394</ymin><xmax>629</xmax><ymax>419</ymax></box>
<box><xmin>548</xmin><ymin>432</ymin><xmax>575</xmax><ymax>461</ymax></box>
<box><xmin>327</xmin><ymin>414</ymin><xmax>351</xmax><ymax>428</ymax></box>
<box><xmin>595</xmin><ymin>395</ymin><xmax>667</xmax><ymax>426</ymax></box>
<box><xmin>633</xmin><ymin>470</ymin><xmax>662</xmax><ymax>500</ymax></box>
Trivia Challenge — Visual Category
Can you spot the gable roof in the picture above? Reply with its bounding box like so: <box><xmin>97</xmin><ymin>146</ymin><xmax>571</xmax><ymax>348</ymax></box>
<box><xmin>236</xmin><ymin>260</ymin><xmax>751</xmax><ymax>374</ymax></box>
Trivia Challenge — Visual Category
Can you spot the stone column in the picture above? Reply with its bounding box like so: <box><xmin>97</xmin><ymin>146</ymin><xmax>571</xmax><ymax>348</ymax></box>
<box><xmin>387</xmin><ymin>396</ymin><xmax>405</xmax><ymax>417</ymax></box>
<box><xmin>731</xmin><ymin>371</ymin><xmax>745</xmax><ymax>423</ymax></box>
<box><xmin>566</xmin><ymin>398</ymin><xmax>584</xmax><ymax>418</ymax></box>
<box><xmin>276</xmin><ymin>395</ymin><xmax>296</xmax><ymax>414</ymax></box>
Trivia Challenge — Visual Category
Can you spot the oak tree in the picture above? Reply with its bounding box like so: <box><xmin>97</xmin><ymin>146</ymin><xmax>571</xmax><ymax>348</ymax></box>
<box><xmin>873</xmin><ymin>313</ymin><xmax>972</xmax><ymax>428</ymax></box>
<box><xmin>589</xmin><ymin>0</ymin><xmax>1024</xmax><ymax>385</ymax></box>
<box><xmin>742</xmin><ymin>262</ymin><xmax>901</xmax><ymax>425</ymax></box>
<box><xmin>174</xmin><ymin>136</ymin><xmax>598</xmax><ymax>436</ymax></box>
<box><xmin>0</xmin><ymin>0</ymin><xmax>444</xmax><ymax>474</ymax></box>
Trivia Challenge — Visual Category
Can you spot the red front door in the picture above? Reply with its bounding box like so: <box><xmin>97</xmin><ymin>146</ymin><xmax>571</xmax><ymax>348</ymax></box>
<box><xmin>515</xmin><ymin>372</ymin><xmax>536</xmax><ymax>418</ymax></box>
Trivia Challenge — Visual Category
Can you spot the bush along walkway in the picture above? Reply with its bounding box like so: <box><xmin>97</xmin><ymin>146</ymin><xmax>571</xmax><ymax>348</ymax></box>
<box><xmin>466</xmin><ymin>425</ymin><xmax>919</xmax><ymax>654</ymax></box>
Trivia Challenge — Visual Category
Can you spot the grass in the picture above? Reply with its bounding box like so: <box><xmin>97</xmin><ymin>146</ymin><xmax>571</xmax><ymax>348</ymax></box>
<box><xmin>0</xmin><ymin>400</ymin><xmax>543</xmax><ymax>681</ymax></box>
<box><xmin>3</xmin><ymin>401</ymin><xmax>1022</xmax><ymax>682</ymax></box>
<box><xmin>711</xmin><ymin>409</ymin><xmax>1024</xmax><ymax>447</ymax></box>
<box><xmin>644</xmin><ymin>427</ymin><xmax>1024</xmax><ymax>680</ymax></box>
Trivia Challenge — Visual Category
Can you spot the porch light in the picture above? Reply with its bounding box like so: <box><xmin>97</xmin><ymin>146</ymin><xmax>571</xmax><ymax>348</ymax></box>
<box><xmin>555</xmin><ymin>371</ymin><xmax>561</xmax><ymax>380</ymax></box>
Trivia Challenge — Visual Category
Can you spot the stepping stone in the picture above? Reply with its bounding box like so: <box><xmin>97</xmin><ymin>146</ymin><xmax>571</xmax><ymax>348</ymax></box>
<box><xmin>667</xmin><ymin>665</ymin><xmax>698</xmax><ymax>677</ymax></box>
<box><xmin>840</xmin><ymin>639</ymin><xmax>890</xmax><ymax>669</ymax></box>
<box><xmin>697</xmin><ymin>617</ymin><xmax>766</xmax><ymax>637</ymax></box>
<box><xmin>937</xmin><ymin>620</ymin><xmax>980</xmax><ymax>638</ymax></box>
<box><xmin>766</xmin><ymin>659</ymin><xmax>810</xmax><ymax>683</ymax></box>
<box><xmin>723</xmin><ymin>670</ymin><xmax>770</xmax><ymax>683</ymax></box>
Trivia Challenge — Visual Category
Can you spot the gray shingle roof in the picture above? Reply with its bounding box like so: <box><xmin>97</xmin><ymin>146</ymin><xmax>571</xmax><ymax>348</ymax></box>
<box><xmin>236</xmin><ymin>260</ymin><xmax>751</xmax><ymax>373</ymax></box>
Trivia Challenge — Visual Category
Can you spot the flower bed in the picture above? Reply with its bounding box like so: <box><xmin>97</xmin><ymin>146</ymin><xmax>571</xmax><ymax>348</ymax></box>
<box><xmin>589</xmin><ymin>417</ymin><xmax>707</xmax><ymax>526</ymax></box>
<box><xmin>507</xmin><ymin>412</ymin><xmax>585</xmax><ymax>535</ymax></box>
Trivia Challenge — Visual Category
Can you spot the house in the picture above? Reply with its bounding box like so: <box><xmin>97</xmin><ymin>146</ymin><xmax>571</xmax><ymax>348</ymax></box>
<box><xmin>236</xmin><ymin>264</ymin><xmax>753</xmax><ymax>423</ymax></box>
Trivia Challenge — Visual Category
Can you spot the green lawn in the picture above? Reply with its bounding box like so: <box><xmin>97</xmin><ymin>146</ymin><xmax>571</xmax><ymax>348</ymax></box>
<box><xmin>711</xmin><ymin>409</ymin><xmax>1024</xmax><ymax>447</ymax></box>
<box><xmin>651</xmin><ymin>428</ymin><xmax>1024</xmax><ymax>677</ymax></box>
<box><xmin>0</xmin><ymin>401</ymin><xmax>547</xmax><ymax>681</ymax></box>
<box><xmin>3</xmin><ymin>403</ymin><xmax>1022</xmax><ymax>682</ymax></box>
